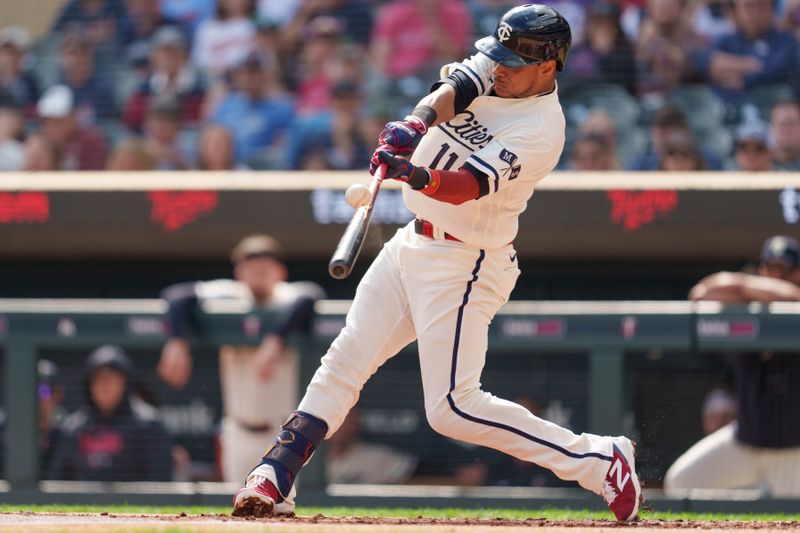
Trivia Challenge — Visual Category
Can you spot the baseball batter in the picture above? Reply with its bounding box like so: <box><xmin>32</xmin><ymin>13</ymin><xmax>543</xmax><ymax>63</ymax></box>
<box><xmin>234</xmin><ymin>4</ymin><xmax>641</xmax><ymax>522</ymax></box>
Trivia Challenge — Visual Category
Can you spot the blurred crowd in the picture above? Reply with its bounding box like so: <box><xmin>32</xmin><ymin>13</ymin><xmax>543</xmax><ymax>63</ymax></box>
<box><xmin>0</xmin><ymin>0</ymin><xmax>799</xmax><ymax>174</ymax></box>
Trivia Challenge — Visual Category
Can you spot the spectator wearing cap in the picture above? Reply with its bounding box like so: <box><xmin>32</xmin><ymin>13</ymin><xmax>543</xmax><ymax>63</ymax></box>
<box><xmin>769</xmin><ymin>99</ymin><xmax>800</xmax><ymax>170</ymax></box>
<box><xmin>371</xmin><ymin>0</ymin><xmax>473</xmax><ymax>80</ymax></box>
<box><xmin>667</xmin><ymin>236</ymin><xmax>800</xmax><ymax>497</ymax></box>
<box><xmin>0</xmin><ymin>25</ymin><xmax>39</xmax><ymax>112</ymax></box>
<box><xmin>58</xmin><ymin>31</ymin><xmax>115</xmax><ymax>125</ymax></box>
<box><xmin>46</xmin><ymin>345</ymin><xmax>172</xmax><ymax>481</ymax></box>
<box><xmin>561</xmin><ymin>2</ymin><xmax>637</xmax><ymax>95</ymax></box>
<box><xmin>123</xmin><ymin>26</ymin><xmax>205</xmax><ymax>132</ymax></box>
<box><xmin>0</xmin><ymin>90</ymin><xmax>25</xmax><ymax>170</ymax></box>
<box><xmin>157</xmin><ymin>234</ymin><xmax>324</xmax><ymax>482</ymax></box>
<box><xmin>37</xmin><ymin>84</ymin><xmax>108</xmax><ymax>170</ymax></box>
<box><xmin>282</xmin><ymin>79</ymin><xmax>378</xmax><ymax>170</ymax></box>
<box><xmin>728</xmin><ymin>119</ymin><xmax>773</xmax><ymax>171</ymax></box>
<box><xmin>702</xmin><ymin>0</ymin><xmax>799</xmax><ymax>103</ymax></box>
<box><xmin>52</xmin><ymin>0</ymin><xmax>131</xmax><ymax>50</ymax></box>
<box><xmin>192</xmin><ymin>0</ymin><xmax>257</xmax><ymax>79</ymax></box>
<box><xmin>567</xmin><ymin>134</ymin><xmax>618</xmax><ymax>171</ymax></box>
<box><xmin>212</xmin><ymin>52</ymin><xmax>294</xmax><ymax>167</ymax></box>
<box><xmin>120</xmin><ymin>0</ymin><xmax>182</xmax><ymax>66</ymax></box>
<box><xmin>142</xmin><ymin>94</ymin><xmax>193</xmax><ymax>169</ymax></box>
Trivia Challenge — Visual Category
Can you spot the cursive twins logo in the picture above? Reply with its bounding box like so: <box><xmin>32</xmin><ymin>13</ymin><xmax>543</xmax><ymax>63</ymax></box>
<box><xmin>444</xmin><ymin>111</ymin><xmax>494</xmax><ymax>149</ymax></box>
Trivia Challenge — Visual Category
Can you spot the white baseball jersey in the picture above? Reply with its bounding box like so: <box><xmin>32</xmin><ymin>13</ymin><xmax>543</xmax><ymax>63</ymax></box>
<box><xmin>405</xmin><ymin>52</ymin><xmax>565</xmax><ymax>249</ymax></box>
<box><xmin>291</xmin><ymin>52</ymin><xmax>631</xmax><ymax>505</ymax></box>
<box><xmin>195</xmin><ymin>279</ymin><xmax>324</xmax><ymax>482</ymax></box>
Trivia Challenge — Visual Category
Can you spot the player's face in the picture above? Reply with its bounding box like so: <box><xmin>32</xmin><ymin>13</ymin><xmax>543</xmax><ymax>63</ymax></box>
<box><xmin>491</xmin><ymin>60</ymin><xmax>556</xmax><ymax>99</ymax></box>
<box><xmin>758</xmin><ymin>260</ymin><xmax>795</xmax><ymax>280</ymax></box>
<box><xmin>235</xmin><ymin>256</ymin><xmax>287</xmax><ymax>302</ymax></box>
<box><xmin>89</xmin><ymin>368</ymin><xmax>127</xmax><ymax>416</ymax></box>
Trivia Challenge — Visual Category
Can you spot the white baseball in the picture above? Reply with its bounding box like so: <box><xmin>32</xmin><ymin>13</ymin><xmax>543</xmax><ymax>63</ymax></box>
<box><xmin>345</xmin><ymin>183</ymin><xmax>372</xmax><ymax>208</ymax></box>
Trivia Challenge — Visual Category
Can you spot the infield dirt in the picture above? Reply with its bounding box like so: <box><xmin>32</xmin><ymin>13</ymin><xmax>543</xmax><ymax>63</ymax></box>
<box><xmin>1</xmin><ymin>512</ymin><xmax>799</xmax><ymax>532</ymax></box>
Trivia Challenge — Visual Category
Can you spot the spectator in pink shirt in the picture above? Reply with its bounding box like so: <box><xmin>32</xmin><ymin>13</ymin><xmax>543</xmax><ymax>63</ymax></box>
<box><xmin>370</xmin><ymin>0</ymin><xmax>473</xmax><ymax>79</ymax></box>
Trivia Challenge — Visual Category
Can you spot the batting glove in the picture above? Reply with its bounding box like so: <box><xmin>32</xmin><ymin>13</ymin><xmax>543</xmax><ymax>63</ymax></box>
<box><xmin>377</xmin><ymin>115</ymin><xmax>428</xmax><ymax>157</ymax></box>
<box><xmin>371</xmin><ymin>149</ymin><xmax>430</xmax><ymax>190</ymax></box>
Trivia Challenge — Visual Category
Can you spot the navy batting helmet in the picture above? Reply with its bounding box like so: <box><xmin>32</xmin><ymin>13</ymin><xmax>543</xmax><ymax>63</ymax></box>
<box><xmin>476</xmin><ymin>4</ymin><xmax>572</xmax><ymax>71</ymax></box>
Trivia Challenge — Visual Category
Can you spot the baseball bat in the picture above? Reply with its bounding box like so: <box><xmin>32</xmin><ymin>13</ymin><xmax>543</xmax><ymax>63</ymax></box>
<box><xmin>328</xmin><ymin>164</ymin><xmax>386</xmax><ymax>279</ymax></box>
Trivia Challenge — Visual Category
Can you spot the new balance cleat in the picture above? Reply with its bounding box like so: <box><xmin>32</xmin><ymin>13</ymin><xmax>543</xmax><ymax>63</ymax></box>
<box><xmin>232</xmin><ymin>463</ymin><xmax>296</xmax><ymax>518</ymax></box>
<box><xmin>602</xmin><ymin>437</ymin><xmax>641</xmax><ymax>522</ymax></box>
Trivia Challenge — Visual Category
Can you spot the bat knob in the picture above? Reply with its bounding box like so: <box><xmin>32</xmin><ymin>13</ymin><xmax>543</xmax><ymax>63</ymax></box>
<box><xmin>328</xmin><ymin>262</ymin><xmax>349</xmax><ymax>280</ymax></box>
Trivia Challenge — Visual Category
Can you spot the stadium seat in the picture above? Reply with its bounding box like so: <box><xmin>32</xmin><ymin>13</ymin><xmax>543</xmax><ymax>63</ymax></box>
<box><xmin>668</xmin><ymin>86</ymin><xmax>727</xmax><ymax>132</ymax></box>
<box><xmin>561</xmin><ymin>84</ymin><xmax>641</xmax><ymax>130</ymax></box>
<box><xmin>617</xmin><ymin>125</ymin><xmax>648</xmax><ymax>168</ymax></box>
<box><xmin>698</xmin><ymin>125</ymin><xmax>734</xmax><ymax>161</ymax></box>
<box><xmin>742</xmin><ymin>84</ymin><xmax>794</xmax><ymax>122</ymax></box>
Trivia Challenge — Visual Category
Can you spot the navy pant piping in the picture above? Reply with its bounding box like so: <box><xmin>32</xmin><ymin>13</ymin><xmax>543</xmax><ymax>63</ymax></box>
<box><xmin>446</xmin><ymin>249</ymin><xmax>612</xmax><ymax>463</ymax></box>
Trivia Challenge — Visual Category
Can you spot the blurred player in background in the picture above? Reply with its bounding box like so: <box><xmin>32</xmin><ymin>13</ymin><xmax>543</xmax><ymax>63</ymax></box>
<box><xmin>46</xmin><ymin>345</ymin><xmax>172</xmax><ymax>481</ymax></box>
<box><xmin>233</xmin><ymin>5</ymin><xmax>641</xmax><ymax>522</ymax></box>
<box><xmin>665</xmin><ymin>235</ymin><xmax>800</xmax><ymax>496</ymax></box>
<box><xmin>157</xmin><ymin>234</ymin><xmax>323</xmax><ymax>482</ymax></box>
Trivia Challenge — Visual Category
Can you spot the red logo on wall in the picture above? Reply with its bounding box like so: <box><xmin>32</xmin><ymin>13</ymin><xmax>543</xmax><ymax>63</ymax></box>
<box><xmin>147</xmin><ymin>191</ymin><xmax>219</xmax><ymax>232</ymax></box>
<box><xmin>606</xmin><ymin>190</ymin><xmax>679</xmax><ymax>231</ymax></box>
<box><xmin>0</xmin><ymin>193</ymin><xmax>50</xmax><ymax>223</ymax></box>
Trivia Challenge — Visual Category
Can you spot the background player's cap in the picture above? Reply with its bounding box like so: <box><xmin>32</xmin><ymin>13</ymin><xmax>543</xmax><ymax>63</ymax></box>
<box><xmin>759</xmin><ymin>235</ymin><xmax>800</xmax><ymax>268</ymax></box>
<box><xmin>230</xmin><ymin>234</ymin><xmax>284</xmax><ymax>264</ymax></box>
<box><xmin>475</xmin><ymin>4</ymin><xmax>571</xmax><ymax>70</ymax></box>
<box><xmin>85</xmin><ymin>345</ymin><xmax>133</xmax><ymax>377</ymax></box>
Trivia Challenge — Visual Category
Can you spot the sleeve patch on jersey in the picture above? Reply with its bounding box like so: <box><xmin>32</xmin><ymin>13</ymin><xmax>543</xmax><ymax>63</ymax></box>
<box><xmin>499</xmin><ymin>149</ymin><xmax>521</xmax><ymax>181</ymax></box>
<box><xmin>499</xmin><ymin>149</ymin><xmax>518</xmax><ymax>166</ymax></box>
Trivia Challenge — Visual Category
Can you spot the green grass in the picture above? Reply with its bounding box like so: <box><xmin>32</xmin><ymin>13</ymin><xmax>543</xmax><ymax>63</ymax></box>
<box><xmin>0</xmin><ymin>504</ymin><xmax>799</xmax><ymax>522</ymax></box>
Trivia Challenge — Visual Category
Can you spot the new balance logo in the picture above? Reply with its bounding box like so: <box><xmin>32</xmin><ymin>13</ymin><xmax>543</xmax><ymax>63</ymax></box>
<box><xmin>609</xmin><ymin>458</ymin><xmax>631</xmax><ymax>491</ymax></box>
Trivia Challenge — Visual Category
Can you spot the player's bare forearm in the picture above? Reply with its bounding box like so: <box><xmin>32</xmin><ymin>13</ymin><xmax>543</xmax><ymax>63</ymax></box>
<box><xmin>416</xmin><ymin>84</ymin><xmax>457</xmax><ymax>127</ymax></box>
<box><xmin>690</xmin><ymin>272</ymin><xmax>800</xmax><ymax>303</ymax></box>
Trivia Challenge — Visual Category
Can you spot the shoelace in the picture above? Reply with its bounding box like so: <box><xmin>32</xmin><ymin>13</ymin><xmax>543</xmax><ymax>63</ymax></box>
<box><xmin>245</xmin><ymin>467</ymin><xmax>269</xmax><ymax>489</ymax></box>
<box><xmin>602</xmin><ymin>480</ymin><xmax>618</xmax><ymax>504</ymax></box>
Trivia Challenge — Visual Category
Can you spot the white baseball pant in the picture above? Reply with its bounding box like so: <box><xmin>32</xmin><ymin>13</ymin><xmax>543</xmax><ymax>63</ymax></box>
<box><xmin>664</xmin><ymin>423</ymin><xmax>800</xmax><ymax>497</ymax></box>
<box><xmin>299</xmin><ymin>222</ymin><xmax>615</xmax><ymax>494</ymax></box>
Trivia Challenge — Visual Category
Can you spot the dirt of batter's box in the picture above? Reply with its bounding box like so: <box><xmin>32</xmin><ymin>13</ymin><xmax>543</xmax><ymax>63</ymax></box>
<box><xmin>1</xmin><ymin>512</ymin><xmax>800</xmax><ymax>531</ymax></box>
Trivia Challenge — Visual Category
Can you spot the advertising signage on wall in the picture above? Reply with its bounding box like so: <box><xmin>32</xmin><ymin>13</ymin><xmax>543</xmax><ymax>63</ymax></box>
<box><xmin>0</xmin><ymin>172</ymin><xmax>798</xmax><ymax>262</ymax></box>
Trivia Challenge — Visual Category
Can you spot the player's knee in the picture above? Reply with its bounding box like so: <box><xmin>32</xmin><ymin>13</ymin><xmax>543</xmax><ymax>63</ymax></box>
<box><xmin>662</xmin><ymin>461</ymin><xmax>692</xmax><ymax>494</ymax></box>
<box><xmin>425</xmin><ymin>398</ymin><xmax>466</xmax><ymax>439</ymax></box>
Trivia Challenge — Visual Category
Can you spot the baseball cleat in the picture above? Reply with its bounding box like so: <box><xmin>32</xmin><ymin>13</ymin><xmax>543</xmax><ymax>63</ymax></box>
<box><xmin>602</xmin><ymin>437</ymin><xmax>642</xmax><ymax>522</ymax></box>
<box><xmin>232</xmin><ymin>463</ymin><xmax>296</xmax><ymax>518</ymax></box>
